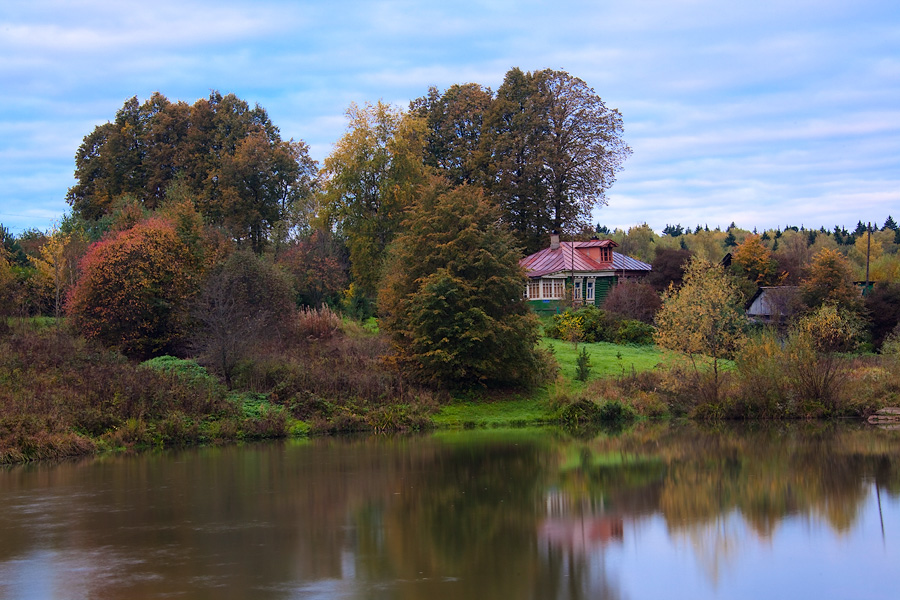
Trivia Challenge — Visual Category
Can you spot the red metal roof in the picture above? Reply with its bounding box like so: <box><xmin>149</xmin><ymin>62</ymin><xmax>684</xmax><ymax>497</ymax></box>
<box><xmin>520</xmin><ymin>240</ymin><xmax>651</xmax><ymax>278</ymax></box>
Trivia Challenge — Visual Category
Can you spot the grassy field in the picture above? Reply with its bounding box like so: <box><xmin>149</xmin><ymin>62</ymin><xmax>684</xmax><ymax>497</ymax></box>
<box><xmin>432</xmin><ymin>338</ymin><xmax>668</xmax><ymax>428</ymax></box>
<box><xmin>542</xmin><ymin>338</ymin><xmax>665</xmax><ymax>380</ymax></box>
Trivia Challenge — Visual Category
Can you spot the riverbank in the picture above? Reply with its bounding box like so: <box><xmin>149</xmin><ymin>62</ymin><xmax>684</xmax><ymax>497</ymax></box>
<box><xmin>2</xmin><ymin>319</ymin><xmax>898</xmax><ymax>464</ymax></box>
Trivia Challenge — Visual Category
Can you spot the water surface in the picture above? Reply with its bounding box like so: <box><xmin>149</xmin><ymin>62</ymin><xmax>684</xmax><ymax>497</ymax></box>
<box><xmin>0</xmin><ymin>422</ymin><xmax>897</xmax><ymax>599</ymax></box>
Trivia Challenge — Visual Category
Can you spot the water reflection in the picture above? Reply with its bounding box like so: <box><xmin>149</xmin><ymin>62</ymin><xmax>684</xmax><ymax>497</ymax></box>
<box><xmin>0</xmin><ymin>423</ymin><xmax>897</xmax><ymax>599</ymax></box>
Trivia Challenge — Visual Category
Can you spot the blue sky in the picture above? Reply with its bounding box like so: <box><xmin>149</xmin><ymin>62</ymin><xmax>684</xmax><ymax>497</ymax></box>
<box><xmin>2</xmin><ymin>0</ymin><xmax>898</xmax><ymax>236</ymax></box>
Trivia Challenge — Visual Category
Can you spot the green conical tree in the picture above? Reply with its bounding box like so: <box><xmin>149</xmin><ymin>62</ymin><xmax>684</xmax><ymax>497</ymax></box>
<box><xmin>379</xmin><ymin>178</ymin><xmax>551</xmax><ymax>389</ymax></box>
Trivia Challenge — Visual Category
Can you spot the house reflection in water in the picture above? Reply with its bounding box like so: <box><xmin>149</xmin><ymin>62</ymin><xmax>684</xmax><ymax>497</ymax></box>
<box><xmin>539</xmin><ymin>489</ymin><xmax>624</xmax><ymax>553</ymax></box>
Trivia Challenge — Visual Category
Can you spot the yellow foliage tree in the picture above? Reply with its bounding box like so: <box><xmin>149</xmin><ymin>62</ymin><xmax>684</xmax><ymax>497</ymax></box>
<box><xmin>801</xmin><ymin>248</ymin><xmax>861</xmax><ymax>311</ymax></box>
<box><xmin>655</xmin><ymin>257</ymin><xmax>748</xmax><ymax>401</ymax></box>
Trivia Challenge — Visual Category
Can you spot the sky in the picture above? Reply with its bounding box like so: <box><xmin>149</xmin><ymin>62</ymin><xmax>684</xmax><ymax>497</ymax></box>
<box><xmin>2</xmin><ymin>0</ymin><xmax>899</xmax><ymax>236</ymax></box>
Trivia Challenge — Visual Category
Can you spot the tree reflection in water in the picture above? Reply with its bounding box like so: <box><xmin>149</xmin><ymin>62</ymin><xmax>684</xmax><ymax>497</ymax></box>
<box><xmin>0</xmin><ymin>423</ymin><xmax>897</xmax><ymax>599</ymax></box>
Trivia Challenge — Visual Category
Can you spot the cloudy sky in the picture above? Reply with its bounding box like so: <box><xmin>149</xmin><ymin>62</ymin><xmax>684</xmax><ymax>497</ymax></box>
<box><xmin>2</xmin><ymin>0</ymin><xmax>898</xmax><ymax>236</ymax></box>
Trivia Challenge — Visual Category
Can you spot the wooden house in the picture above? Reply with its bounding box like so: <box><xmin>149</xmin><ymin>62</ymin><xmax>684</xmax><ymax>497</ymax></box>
<box><xmin>520</xmin><ymin>232</ymin><xmax>651</xmax><ymax>313</ymax></box>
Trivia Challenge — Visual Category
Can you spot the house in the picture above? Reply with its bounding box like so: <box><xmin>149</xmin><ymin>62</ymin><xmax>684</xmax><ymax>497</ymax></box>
<box><xmin>745</xmin><ymin>286</ymin><xmax>801</xmax><ymax>323</ymax></box>
<box><xmin>520</xmin><ymin>232</ymin><xmax>651</xmax><ymax>313</ymax></box>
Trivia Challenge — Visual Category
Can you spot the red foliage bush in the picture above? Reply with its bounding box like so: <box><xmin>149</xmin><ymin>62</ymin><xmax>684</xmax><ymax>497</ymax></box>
<box><xmin>66</xmin><ymin>217</ymin><xmax>202</xmax><ymax>358</ymax></box>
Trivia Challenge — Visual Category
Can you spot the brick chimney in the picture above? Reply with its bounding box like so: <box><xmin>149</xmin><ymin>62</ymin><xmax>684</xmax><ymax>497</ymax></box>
<box><xmin>550</xmin><ymin>230</ymin><xmax>560</xmax><ymax>250</ymax></box>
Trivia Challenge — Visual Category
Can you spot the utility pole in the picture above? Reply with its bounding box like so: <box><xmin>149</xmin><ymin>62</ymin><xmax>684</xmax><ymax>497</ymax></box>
<box><xmin>570</xmin><ymin>229</ymin><xmax>575</xmax><ymax>307</ymax></box>
<box><xmin>865</xmin><ymin>222</ymin><xmax>872</xmax><ymax>293</ymax></box>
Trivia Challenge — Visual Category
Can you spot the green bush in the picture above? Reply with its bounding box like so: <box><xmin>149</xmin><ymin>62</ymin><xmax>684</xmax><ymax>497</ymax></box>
<box><xmin>548</xmin><ymin>306</ymin><xmax>654</xmax><ymax>345</ymax></box>
<box><xmin>613</xmin><ymin>319</ymin><xmax>656</xmax><ymax>345</ymax></box>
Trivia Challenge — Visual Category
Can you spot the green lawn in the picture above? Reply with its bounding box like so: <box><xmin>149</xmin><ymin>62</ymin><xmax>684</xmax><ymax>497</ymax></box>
<box><xmin>542</xmin><ymin>338</ymin><xmax>665</xmax><ymax>380</ymax></box>
<box><xmin>432</xmin><ymin>338</ymin><xmax>668</xmax><ymax>428</ymax></box>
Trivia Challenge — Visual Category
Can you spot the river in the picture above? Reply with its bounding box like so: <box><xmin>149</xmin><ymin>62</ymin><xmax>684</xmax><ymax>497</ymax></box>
<box><xmin>0</xmin><ymin>421</ymin><xmax>897</xmax><ymax>599</ymax></box>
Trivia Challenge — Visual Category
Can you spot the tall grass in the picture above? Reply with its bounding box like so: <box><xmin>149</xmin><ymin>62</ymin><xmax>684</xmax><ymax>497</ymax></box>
<box><xmin>0</xmin><ymin>325</ymin><xmax>241</xmax><ymax>462</ymax></box>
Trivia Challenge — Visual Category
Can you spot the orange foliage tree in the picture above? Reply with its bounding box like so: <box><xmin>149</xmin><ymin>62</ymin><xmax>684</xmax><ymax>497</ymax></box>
<box><xmin>731</xmin><ymin>234</ymin><xmax>779</xmax><ymax>285</ymax></box>
<box><xmin>66</xmin><ymin>217</ymin><xmax>202</xmax><ymax>358</ymax></box>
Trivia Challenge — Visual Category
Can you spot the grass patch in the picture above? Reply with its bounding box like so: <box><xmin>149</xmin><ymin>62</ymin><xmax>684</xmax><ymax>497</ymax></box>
<box><xmin>432</xmin><ymin>390</ymin><xmax>553</xmax><ymax>429</ymax></box>
<box><xmin>543</xmin><ymin>338</ymin><xmax>665</xmax><ymax>381</ymax></box>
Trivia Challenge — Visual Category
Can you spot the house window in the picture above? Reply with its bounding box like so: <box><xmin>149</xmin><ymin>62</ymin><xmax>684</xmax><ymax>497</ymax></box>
<box><xmin>528</xmin><ymin>280</ymin><xmax>540</xmax><ymax>299</ymax></box>
<box><xmin>574</xmin><ymin>279</ymin><xmax>582</xmax><ymax>300</ymax></box>
<box><xmin>539</xmin><ymin>279</ymin><xmax>565</xmax><ymax>299</ymax></box>
<box><xmin>542</xmin><ymin>279</ymin><xmax>553</xmax><ymax>298</ymax></box>
<box><xmin>553</xmin><ymin>279</ymin><xmax>565</xmax><ymax>299</ymax></box>
<box><xmin>586</xmin><ymin>280</ymin><xmax>595</xmax><ymax>301</ymax></box>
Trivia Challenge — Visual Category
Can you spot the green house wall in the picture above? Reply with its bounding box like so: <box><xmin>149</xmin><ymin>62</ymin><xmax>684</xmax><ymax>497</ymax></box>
<box><xmin>526</xmin><ymin>275</ymin><xmax>619</xmax><ymax>314</ymax></box>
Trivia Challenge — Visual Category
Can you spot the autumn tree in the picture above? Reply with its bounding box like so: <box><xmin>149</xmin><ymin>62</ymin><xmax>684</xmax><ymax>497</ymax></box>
<box><xmin>66</xmin><ymin>217</ymin><xmax>203</xmax><ymax>358</ymax></box>
<box><xmin>191</xmin><ymin>251</ymin><xmax>295</xmax><ymax>387</ymax></box>
<box><xmin>801</xmin><ymin>248</ymin><xmax>861</xmax><ymax>311</ymax></box>
<box><xmin>277</xmin><ymin>229</ymin><xmax>348</xmax><ymax>308</ymax></box>
<box><xmin>379</xmin><ymin>179</ymin><xmax>549</xmax><ymax>389</ymax></box>
<box><xmin>731</xmin><ymin>234</ymin><xmax>779</xmax><ymax>285</ymax></box>
<box><xmin>655</xmin><ymin>257</ymin><xmax>749</xmax><ymax>401</ymax></box>
<box><xmin>321</xmin><ymin>101</ymin><xmax>427</xmax><ymax>297</ymax></box>
<box><xmin>478</xmin><ymin>68</ymin><xmax>631</xmax><ymax>253</ymax></box>
<box><xmin>66</xmin><ymin>92</ymin><xmax>317</xmax><ymax>252</ymax></box>
<box><xmin>0</xmin><ymin>245</ymin><xmax>14</xmax><ymax>318</ymax></box>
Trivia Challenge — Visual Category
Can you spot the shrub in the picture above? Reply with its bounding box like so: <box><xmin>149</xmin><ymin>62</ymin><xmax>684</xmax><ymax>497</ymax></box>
<box><xmin>297</xmin><ymin>305</ymin><xmax>342</xmax><ymax>339</ymax></box>
<box><xmin>603</xmin><ymin>279</ymin><xmax>662</xmax><ymax>323</ymax></box>
<box><xmin>612</xmin><ymin>319</ymin><xmax>655</xmax><ymax>345</ymax></box>
<box><xmin>66</xmin><ymin>216</ymin><xmax>202</xmax><ymax>358</ymax></box>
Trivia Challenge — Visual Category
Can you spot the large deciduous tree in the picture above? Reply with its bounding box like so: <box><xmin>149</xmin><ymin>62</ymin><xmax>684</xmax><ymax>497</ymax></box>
<box><xmin>411</xmin><ymin>83</ymin><xmax>493</xmax><ymax>185</ymax></box>
<box><xmin>379</xmin><ymin>178</ymin><xmax>549</xmax><ymax>389</ymax></box>
<box><xmin>731</xmin><ymin>234</ymin><xmax>779</xmax><ymax>285</ymax></box>
<box><xmin>66</xmin><ymin>92</ymin><xmax>317</xmax><ymax>252</ymax></box>
<box><xmin>479</xmin><ymin>68</ymin><xmax>631</xmax><ymax>253</ymax></box>
<box><xmin>321</xmin><ymin>101</ymin><xmax>427</xmax><ymax>298</ymax></box>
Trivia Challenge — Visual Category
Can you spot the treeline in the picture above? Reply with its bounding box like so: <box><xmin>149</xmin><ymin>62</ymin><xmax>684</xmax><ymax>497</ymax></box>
<box><xmin>2</xmin><ymin>67</ymin><xmax>632</xmax><ymax>390</ymax></box>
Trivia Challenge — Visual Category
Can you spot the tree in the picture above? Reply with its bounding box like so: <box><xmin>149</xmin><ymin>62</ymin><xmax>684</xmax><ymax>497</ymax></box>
<box><xmin>646</xmin><ymin>247</ymin><xmax>692</xmax><ymax>292</ymax></box>
<box><xmin>277</xmin><ymin>229</ymin><xmax>348</xmax><ymax>308</ymax></box>
<box><xmin>662</xmin><ymin>224</ymin><xmax>685</xmax><ymax>237</ymax></box>
<box><xmin>379</xmin><ymin>179</ymin><xmax>549</xmax><ymax>388</ymax></box>
<box><xmin>603</xmin><ymin>279</ymin><xmax>661</xmax><ymax>323</ymax></box>
<box><xmin>191</xmin><ymin>251</ymin><xmax>295</xmax><ymax>387</ymax></box>
<box><xmin>0</xmin><ymin>246</ymin><xmax>14</xmax><ymax>318</ymax></box>
<box><xmin>618</xmin><ymin>223</ymin><xmax>656</xmax><ymax>263</ymax></box>
<box><xmin>883</xmin><ymin>216</ymin><xmax>898</xmax><ymax>231</ymax></box>
<box><xmin>731</xmin><ymin>234</ymin><xmax>779</xmax><ymax>285</ymax></box>
<box><xmin>478</xmin><ymin>68</ymin><xmax>631</xmax><ymax>253</ymax></box>
<box><xmin>865</xmin><ymin>283</ymin><xmax>900</xmax><ymax>350</ymax></box>
<box><xmin>66</xmin><ymin>92</ymin><xmax>317</xmax><ymax>251</ymax></box>
<box><xmin>655</xmin><ymin>257</ymin><xmax>748</xmax><ymax>401</ymax></box>
<box><xmin>801</xmin><ymin>248</ymin><xmax>861</xmax><ymax>311</ymax></box>
<box><xmin>322</xmin><ymin>101</ymin><xmax>427</xmax><ymax>297</ymax></box>
<box><xmin>411</xmin><ymin>83</ymin><xmax>493</xmax><ymax>185</ymax></box>
<box><xmin>66</xmin><ymin>217</ymin><xmax>202</xmax><ymax>358</ymax></box>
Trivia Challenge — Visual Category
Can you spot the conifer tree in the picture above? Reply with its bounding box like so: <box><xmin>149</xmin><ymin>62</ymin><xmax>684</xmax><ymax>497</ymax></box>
<box><xmin>379</xmin><ymin>178</ymin><xmax>549</xmax><ymax>389</ymax></box>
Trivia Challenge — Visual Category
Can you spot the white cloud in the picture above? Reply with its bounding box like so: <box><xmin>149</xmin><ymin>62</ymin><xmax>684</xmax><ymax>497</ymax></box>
<box><xmin>2</xmin><ymin>0</ymin><xmax>898</xmax><ymax>235</ymax></box>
